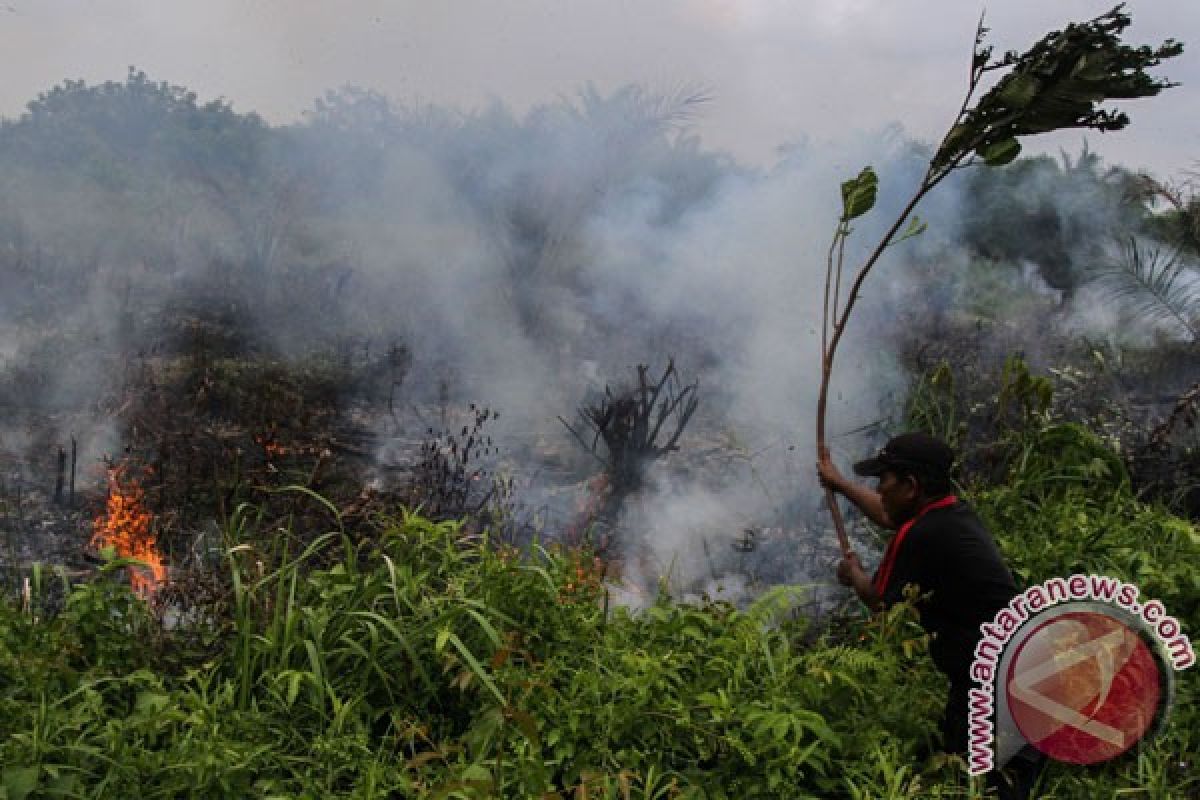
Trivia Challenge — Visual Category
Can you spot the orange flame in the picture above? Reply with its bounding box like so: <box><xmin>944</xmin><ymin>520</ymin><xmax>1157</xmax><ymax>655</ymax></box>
<box><xmin>91</xmin><ymin>465</ymin><xmax>166</xmax><ymax>596</ymax></box>
<box><xmin>254</xmin><ymin>433</ymin><xmax>288</xmax><ymax>460</ymax></box>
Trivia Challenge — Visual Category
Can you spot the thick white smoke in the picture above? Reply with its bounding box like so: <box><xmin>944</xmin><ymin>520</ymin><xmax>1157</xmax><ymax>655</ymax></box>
<box><xmin>7</xmin><ymin>75</ymin><xmax>1181</xmax><ymax>602</ymax></box>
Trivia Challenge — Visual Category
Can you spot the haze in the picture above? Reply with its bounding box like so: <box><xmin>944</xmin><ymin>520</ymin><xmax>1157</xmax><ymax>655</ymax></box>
<box><xmin>1</xmin><ymin>0</ymin><xmax>1195</xmax><ymax>177</ymax></box>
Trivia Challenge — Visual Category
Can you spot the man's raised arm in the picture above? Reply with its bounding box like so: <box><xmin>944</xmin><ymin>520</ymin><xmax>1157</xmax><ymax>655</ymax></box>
<box><xmin>816</xmin><ymin>448</ymin><xmax>891</xmax><ymax>529</ymax></box>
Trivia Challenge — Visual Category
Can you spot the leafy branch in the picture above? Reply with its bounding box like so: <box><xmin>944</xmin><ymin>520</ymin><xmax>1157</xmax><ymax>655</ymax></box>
<box><xmin>817</xmin><ymin>5</ymin><xmax>1182</xmax><ymax>554</ymax></box>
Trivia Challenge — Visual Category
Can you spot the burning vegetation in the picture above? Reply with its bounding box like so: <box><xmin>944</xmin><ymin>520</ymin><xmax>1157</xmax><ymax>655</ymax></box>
<box><xmin>90</xmin><ymin>464</ymin><xmax>166</xmax><ymax>596</ymax></box>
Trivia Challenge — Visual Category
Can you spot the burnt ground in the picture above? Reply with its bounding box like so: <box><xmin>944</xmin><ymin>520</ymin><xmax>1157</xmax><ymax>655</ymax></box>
<box><xmin>0</xmin><ymin>294</ymin><xmax>850</xmax><ymax>613</ymax></box>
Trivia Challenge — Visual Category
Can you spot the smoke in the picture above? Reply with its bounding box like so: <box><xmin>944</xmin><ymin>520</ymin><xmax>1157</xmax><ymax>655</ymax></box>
<box><xmin>291</xmin><ymin>86</ymin><xmax>933</xmax><ymax>455</ymax></box>
<box><xmin>4</xmin><ymin>72</ymin><xmax>1178</xmax><ymax>602</ymax></box>
<box><xmin>0</xmin><ymin>76</ymin><xmax>960</xmax><ymax>595</ymax></box>
<box><xmin>941</xmin><ymin>148</ymin><xmax>1200</xmax><ymax>356</ymax></box>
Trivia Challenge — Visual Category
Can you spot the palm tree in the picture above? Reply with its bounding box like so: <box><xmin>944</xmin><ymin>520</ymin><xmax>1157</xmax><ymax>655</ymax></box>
<box><xmin>1089</xmin><ymin>174</ymin><xmax>1200</xmax><ymax>344</ymax></box>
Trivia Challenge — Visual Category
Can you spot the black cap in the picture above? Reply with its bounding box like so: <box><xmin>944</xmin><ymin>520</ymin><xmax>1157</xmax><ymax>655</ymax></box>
<box><xmin>853</xmin><ymin>432</ymin><xmax>954</xmax><ymax>478</ymax></box>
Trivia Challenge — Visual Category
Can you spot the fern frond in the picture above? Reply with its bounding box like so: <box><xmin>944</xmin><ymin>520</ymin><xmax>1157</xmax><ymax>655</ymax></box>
<box><xmin>745</xmin><ymin>584</ymin><xmax>807</xmax><ymax>624</ymax></box>
<box><xmin>1089</xmin><ymin>236</ymin><xmax>1200</xmax><ymax>342</ymax></box>
<box><xmin>802</xmin><ymin>644</ymin><xmax>885</xmax><ymax>675</ymax></box>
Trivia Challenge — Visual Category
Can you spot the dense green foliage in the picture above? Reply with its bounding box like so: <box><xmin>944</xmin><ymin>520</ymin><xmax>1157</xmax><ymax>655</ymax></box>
<box><xmin>2</xmin><ymin>411</ymin><xmax>1197</xmax><ymax>798</ymax></box>
<box><xmin>0</xmin><ymin>509</ymin><xmax>933</xmax><ymax>799</ymax></box>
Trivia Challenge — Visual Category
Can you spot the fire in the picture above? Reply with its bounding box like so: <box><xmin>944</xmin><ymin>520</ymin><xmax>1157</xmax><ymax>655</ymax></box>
<box><xmin>91</xmin><ymin>465</ymin><xmax>166</xmax><ymax>596</ymax></box>
<box><xmin>254</xmin><ymin>432</ymin><xmax>289</xmax><ymax>460</ymax></box>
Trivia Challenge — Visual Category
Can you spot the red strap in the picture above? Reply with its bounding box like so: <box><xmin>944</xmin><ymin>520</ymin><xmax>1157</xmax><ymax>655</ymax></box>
<box><xmin>872</xmin><ymin>495</ymin><xmax>958</xmax><ymax>597</ymax></box>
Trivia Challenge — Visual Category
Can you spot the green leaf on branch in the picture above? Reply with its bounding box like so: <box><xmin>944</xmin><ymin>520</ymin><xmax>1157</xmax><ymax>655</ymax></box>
<box><xmin>979</xmin><ymin>137</ymin><xmax>1021</xmax><ymax>166</ymax></box>
<box><xmin>901</xmin><ymin>215</ymin><xmax>927</xmax><ymax>241</ymax></box>
<box><xmin>840</xmin><ymin>167</ymin><xmax>878</xmax><ymax>221</ymax></box>
<box><xmin>996</xmin><ymin>73</ymin><xmax>1041</xmax><ymax>109</ymax></box>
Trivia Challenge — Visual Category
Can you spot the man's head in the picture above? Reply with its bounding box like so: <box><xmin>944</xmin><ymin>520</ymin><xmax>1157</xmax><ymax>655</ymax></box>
<box><xmin>853</xmin><ymin>432</ymin><xmax>956</xmax><ymax>524</ymax></box>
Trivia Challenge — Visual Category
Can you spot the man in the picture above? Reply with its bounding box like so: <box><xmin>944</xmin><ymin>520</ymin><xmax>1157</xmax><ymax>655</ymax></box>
<box><xmin>817</xmin><ymin>431</ymin><xmax>1043</xmax><ymax>799</ymax></box>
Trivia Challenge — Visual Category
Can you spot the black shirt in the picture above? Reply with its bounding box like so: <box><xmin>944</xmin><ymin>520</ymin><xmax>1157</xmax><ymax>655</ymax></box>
<box><xmin>876</xmin><ymin>500</ymin><xmax>1017</xmax><ymax>679</ymax></box>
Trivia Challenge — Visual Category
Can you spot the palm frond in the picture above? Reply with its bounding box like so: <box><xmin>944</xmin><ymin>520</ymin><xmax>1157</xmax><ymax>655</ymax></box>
<box><xmin>1089</xmin><ymin>236</ymin><xmax>1200</xmax><ymax>342</ymax></box>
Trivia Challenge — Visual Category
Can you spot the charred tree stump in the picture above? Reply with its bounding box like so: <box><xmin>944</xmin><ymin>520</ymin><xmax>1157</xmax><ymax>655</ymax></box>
<box><xmin>561</xmin><ymin>358</ymin><xmax>699</xmax><ymax>543</ymax></box>
<box><xmin>69</xmin><ymin>437</ymin><xmax>77</xmax><ymax>508</ymax></box>
<box><xmin>54</xmin><ymin>447</ymin><xmax>66</xmax><ymax>505</ymax></box>
<box><xmin>13</xmin><ymin>475</ymin><xmax>23</xmax><ymax>537</ymax></box>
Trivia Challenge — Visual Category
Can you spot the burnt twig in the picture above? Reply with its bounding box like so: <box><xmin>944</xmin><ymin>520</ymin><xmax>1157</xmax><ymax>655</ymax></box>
<box><xmin>562</xmin><ymin>358</ymin><xmax>699</xmax><ymax>524</ymax></box>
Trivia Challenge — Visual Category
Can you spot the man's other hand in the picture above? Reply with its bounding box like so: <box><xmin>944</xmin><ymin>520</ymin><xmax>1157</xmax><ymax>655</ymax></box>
<box><xmin>836</xmin><ymin>551</ymin><xmax>864</xmax><ymax>587</ymax></box>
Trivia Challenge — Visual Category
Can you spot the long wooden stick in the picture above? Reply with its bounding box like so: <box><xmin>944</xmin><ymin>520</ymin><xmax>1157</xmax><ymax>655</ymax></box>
<box><xmin>817</xmin><ymin>183</ymin><xmax>943</xmax><ymax>556</ymax></box>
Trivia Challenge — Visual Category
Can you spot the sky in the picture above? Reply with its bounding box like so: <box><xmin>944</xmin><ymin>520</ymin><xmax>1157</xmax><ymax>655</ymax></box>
<box><xmin>1</xmin><ymin>0</ymin><xmax>1197</xmax><ymax>177</ymax></box>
